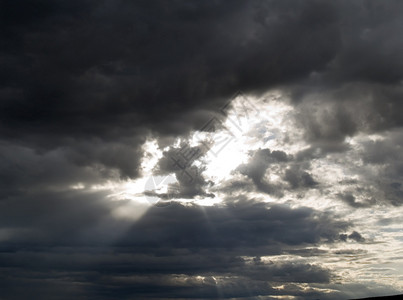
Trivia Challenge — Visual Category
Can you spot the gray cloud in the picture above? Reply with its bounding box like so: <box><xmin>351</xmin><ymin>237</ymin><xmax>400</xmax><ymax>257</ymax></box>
<box><xmin>151</xmin><ymin>142</ymin><xmax>214</xmax><ymax>199</ymax></box>
<box><xmin>233</xmin><ymin>148</ymin><xmax>318</xmax><ymax>197</ymax></box>
<box><xmin>338</xmin><ymin>192</ymin><xmax>376</xmax><ymax>208</ymax></box>
<box><xmin>284</xmin><ymin>165</ymin><xmax>318</xmax><ymax>189</ymax></box>
<box><xmin>236</xmin><ymin>149</ymin><xmax>289</xmax><ymax>197</ymax></box>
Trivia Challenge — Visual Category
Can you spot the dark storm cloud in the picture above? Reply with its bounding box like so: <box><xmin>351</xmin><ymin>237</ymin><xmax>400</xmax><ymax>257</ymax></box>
<box><xmin>0</xmin><ymin>142</ymin><xmax>113</xmax><ymax>195</ymax></box>
<box><xmin>285</xmin><ymin>2</ymin><xmax>403</xmax><ymax>159</ymax></box>
<box><xmin>0</xmin><ymin>0</ymin><xmax>402</xmax><ymax>176</ymax></box>
<box><xmin>0</xmin><ymin>199</ymin><xmax>354</xmax><ymax>299</ymax></box>
<box><xmin>0</xmin><ymin>252</ymin><xmax>331</xmax><ymax>299</ymax></box>
<box><xmin>293</xmin><ymin>83</ymin><xmax>403</xmax><ymax>152</ymax></box>
<box><xmin>120</xmin><ymin>200</ymin><xmax>350</xmax><ymax>249</ymax></box>
<box><xmin>0</xmin><ymin>0</ymin><xmax>344</xmax><ymax>178</ymax></box>
<box><xmin>329</xmin><ymin>1</ymin><xmax>403</xmax><ymax>84</ymax></box>
<box><xmin>0</xmin><ymin>189</ymin><xmax>121</xmax><ymax>245</ymax></box>
<box><xmin>0</xmin><ymin>197</ymin><xmax>352</xmax><ymax>251</ymax></box>
<box><xmin>1</xmin><ymin>0</ymin><xmax>401</xmax><ymax>183</ymax></box>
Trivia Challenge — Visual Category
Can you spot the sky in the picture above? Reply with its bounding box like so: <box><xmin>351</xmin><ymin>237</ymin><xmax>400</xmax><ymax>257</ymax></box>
<box><xmin>1</xmin><ymin>1</ymin><xmax>403</xmax><ymax>299</ymax></box>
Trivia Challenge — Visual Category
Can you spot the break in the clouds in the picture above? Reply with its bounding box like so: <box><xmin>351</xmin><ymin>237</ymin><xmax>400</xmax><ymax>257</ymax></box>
<box><xmin>1</xmin><ymin>1</ymin><xmax>403</xmax><ymax>299</ymax></box>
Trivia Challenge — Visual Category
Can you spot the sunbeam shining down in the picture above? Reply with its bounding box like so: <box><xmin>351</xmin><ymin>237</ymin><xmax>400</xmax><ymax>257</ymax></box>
<box><xmin>1</xmin><ymin>1</ymin><xmax>403</xmax><ymax>299</ymax></box>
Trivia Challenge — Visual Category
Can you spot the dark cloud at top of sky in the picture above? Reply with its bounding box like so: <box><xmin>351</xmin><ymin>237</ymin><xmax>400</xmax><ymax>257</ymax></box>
<box><xmin>1</xmin><ymin>0</ymin><xmax>342</xmax><ymax>177</ymax></box>
<box><xmin>1</xmin><ymin>0</ymin><xmax>403</xmax><ymax>178</ymax></box>
<box><xmin>1</xmin><ymin>0</ymin><xmax>339</xmax><ymax>132</ymax></box>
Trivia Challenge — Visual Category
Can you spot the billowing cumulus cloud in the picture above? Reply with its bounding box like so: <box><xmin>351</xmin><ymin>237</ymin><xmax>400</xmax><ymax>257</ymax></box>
<box><xmin>1</xmin><ymin>0</ymin><xmax>403</xmax><ymax>299</ymax></box>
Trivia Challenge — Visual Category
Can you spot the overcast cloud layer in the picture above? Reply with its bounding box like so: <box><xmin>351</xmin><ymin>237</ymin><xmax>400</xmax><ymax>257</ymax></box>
<box><xmin>1</xmin><ymin>1</ymin><xmax>403</xmax><ymax>299</ymax></box>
